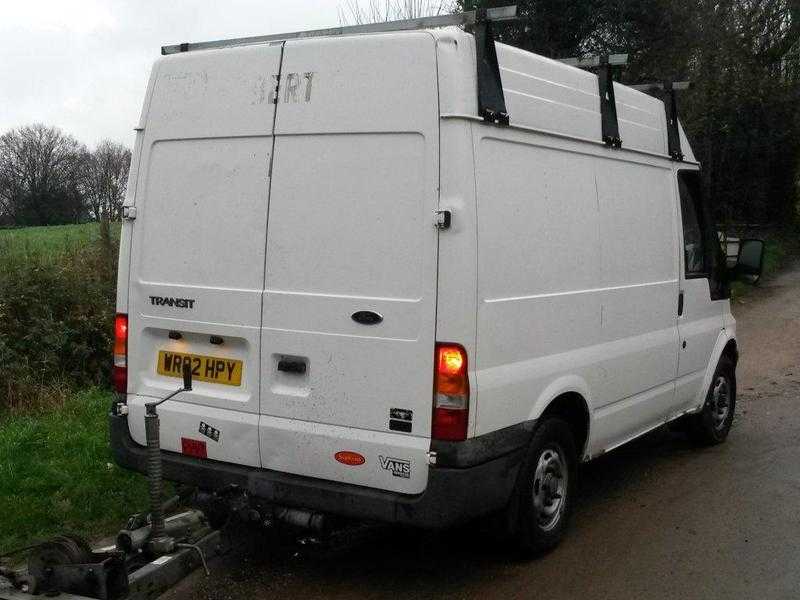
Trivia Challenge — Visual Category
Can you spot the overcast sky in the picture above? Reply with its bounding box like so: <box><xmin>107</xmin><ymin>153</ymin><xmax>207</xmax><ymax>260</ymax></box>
<box><xmin>0</xmin><ymin>1</ymin><xmax>343</xmax><ymax>149</ymax></box>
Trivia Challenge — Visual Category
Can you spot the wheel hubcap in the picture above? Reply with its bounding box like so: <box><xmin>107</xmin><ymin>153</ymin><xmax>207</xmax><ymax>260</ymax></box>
<box><xmin>532</xmin><ymin>447</ymin><xmax>568</xmax><ymax>531</ymax></box>
<box><xmin>709</xmin><ymin>375</ymin><xmax>731</xmax><ymax>431</ymax></box>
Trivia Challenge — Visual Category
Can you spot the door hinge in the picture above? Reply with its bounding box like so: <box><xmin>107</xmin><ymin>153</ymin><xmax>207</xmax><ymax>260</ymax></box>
<box><xmin>678</xmin><ymin>290</ymin><xmax>684</xmax><ymax>316</ymax></box>
<box><xmin>122</xmin><ymin>206</ymin><xmax>137</xmax><ymax>221</ymax></box>
<box><xmin>434</xmin><ymin>210</ymin><xmax>452</xmax><ymax>230</ymax></box>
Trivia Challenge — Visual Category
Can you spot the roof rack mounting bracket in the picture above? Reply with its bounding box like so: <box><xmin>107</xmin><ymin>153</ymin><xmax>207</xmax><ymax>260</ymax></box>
<box><xmin>597</xmin><ymin>56</ymin><xmax>622</xmax><ymax>148</ymax></box>
<box><xmin>629</xmin><ymin>80</ymin><xmax>689</xmax><ymax>161</ymax></box>
<box><xmin>473</xmin><ymin>9</ymin><xmax>510</xmax><ymax>126</ymax></box>
<box><xmin>557</xmin><ymin>53</ymin><xmax>627</xmax><ymax>147</ymax></box>
<box><xmin>663</xmin><ymin>81</ymin><xmax>684</xmax><ymax>161</ymax></box>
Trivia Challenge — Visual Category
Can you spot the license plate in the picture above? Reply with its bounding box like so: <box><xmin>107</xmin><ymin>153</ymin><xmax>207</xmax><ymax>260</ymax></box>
<box><xmin>157</xmin><ymin>351</ymin><xmax>243</xmax><ymax>386</ymax></box>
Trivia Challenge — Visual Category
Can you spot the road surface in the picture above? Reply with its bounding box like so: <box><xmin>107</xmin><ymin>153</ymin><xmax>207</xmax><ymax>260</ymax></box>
<box><xmin>165</xmin><ymin>262</ymin><xmax>800</xmax><ymax>600</ymax></box>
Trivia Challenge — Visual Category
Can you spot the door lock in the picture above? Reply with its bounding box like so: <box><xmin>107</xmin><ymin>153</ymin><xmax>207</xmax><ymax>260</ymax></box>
<box><xmin>434</xmin><ymin>210</ymin><xmax>452</xmax><ymax>230</ymax></box>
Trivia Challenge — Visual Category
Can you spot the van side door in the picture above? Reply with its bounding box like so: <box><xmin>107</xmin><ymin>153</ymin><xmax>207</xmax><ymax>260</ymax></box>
<box><xmin>674</xmin><ymin>169</ymin><xmax>727</xmax><ymax>412</ymax></box>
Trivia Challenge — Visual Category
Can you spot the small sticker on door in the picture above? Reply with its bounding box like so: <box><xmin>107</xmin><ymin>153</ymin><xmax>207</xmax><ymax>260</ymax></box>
<box><xmin>389</xmin><ymin>408</ymin><xmax>413</xmax><ymax>433</ymax></box>
<box><xmin>379</xmin><ymin>455</ymin><xmax>411</xmax><ymax>479</ymax></box>
<box><xmin>199</xmin><ymin>421</ymin><xmax>221</xmax><ymax>442</ymax></box>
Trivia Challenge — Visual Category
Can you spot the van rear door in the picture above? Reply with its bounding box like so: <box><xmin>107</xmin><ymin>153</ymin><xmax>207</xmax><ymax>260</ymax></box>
<box><xmin>124</xmin><ymin>45</ymin><xmax>282</xmax><ymax>467</ymax></box>
<box><xmin>259</xmin><ymin>33</ymin><xmax>440</xmax><ymax>494</ymax></box>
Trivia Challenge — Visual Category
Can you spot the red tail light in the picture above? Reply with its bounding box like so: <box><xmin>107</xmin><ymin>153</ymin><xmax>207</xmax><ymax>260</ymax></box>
<box><xmin>113</xmin><ymin>313</ymin><xmax>128</xmax><ymax>393</ymax></box>
<box><xmin>433</xmin><ymin>343</ymin><xmax>469</xmax><ymax>441</ymax></box>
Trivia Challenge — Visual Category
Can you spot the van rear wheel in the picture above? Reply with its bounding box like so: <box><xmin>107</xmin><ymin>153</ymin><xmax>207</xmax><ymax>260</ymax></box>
<box><xmin>506</xmin><ymin>418</ymin><xmax>577</xmax><ymax>556</ymax></box>
<box><xmin>688</xmin><ymin>355</ymin><xmax>736</xmax><ymax>445</ymax></box>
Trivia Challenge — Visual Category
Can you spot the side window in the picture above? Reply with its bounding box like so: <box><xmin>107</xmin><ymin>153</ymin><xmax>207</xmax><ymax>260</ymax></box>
<box><xmin>678</xmin><ymin>174</ymin><xmax>707</xmax><ymax>276</ymax></box>
<box><xmin>677</xmin><ymin>170</ymin><xmax>729</xmax><ymax>300</ymax></box>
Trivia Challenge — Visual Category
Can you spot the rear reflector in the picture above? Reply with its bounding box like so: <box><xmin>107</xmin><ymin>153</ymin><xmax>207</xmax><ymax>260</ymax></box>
<box><xmin>113</xmin><ymin>314</ymin><xmax>128</xmax><ymax>394</ymax></box>
<box><xmin>181</xmin><ymin>438</ymin><xmax>208</xmax><ymax>459</ymax></box>
<box><xmin>334</xmin><ymin>451</ymin><xmax>366</xmax><ymax>466</ymax></box>
<box><xmin>433</xmin><ymin>343</ymin><xmax>469</xmax><ymax>441</ymax></box>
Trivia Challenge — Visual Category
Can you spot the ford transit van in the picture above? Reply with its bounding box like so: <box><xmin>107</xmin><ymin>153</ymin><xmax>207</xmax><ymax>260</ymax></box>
<box><xmin>110</xmin><ymin>13</ymin><xmax>764</xmax><ymax>553</ymax></box>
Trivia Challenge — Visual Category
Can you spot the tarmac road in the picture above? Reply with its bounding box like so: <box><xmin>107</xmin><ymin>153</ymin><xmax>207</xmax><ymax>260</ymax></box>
<box><xmin>164</xmin><ymin>262</ymin><xmax>800</xmax><ymax>600</ymax></box>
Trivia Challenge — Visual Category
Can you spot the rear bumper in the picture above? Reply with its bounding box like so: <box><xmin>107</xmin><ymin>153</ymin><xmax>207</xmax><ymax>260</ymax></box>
<box><xmin>109</xmin><ymin>413</ymin><xmax>532</xmax><ymax>529</ymax></box>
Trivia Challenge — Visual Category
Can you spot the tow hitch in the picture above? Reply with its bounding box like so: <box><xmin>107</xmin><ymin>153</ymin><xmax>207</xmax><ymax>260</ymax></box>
<box><xmin>0</xmin><ymin>365</ymin><xmax>225</xmax><ymax>600</ymax></box>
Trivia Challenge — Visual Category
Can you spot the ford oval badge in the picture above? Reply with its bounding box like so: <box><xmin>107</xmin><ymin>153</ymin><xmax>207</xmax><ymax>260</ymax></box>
<box><xmin>351</xmin><ymin>310</ymin><xmax>383</xmax><ymax>325</ymax></box>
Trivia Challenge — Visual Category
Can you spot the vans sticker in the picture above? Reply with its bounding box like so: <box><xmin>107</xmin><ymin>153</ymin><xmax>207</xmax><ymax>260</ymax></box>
<box><xmin>198</xmin><ymin>421</ymin><xmax>221</xmax><ymax>442</ymax></box>
<box><xmin>379</xmin><ymin>456</ymin><xmax>411</xmax><ymax>479</ymax></box>
<box><xmin>389</xmin><ymin>408</ymin><xmax>413</xmax><ymax>433</ymax></box>
<box><xmin>150</xmin><ymin>296</ymin><xmax>195</xmax><ymax>309</ymax></box>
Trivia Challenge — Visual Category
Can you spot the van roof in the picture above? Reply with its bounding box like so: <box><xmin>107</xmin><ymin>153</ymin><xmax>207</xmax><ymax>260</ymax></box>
<box><xmin>160</xmin><ymin>22</ymin><xmax>696</xmax><ymax>163</ymax></box>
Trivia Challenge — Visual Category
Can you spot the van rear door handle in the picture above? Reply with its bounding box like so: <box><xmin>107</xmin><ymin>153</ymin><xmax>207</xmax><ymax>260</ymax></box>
<box><xmin>678</xmin><ymin>291</ymin><xmax>684</xmax><ymax>316</ymax></box>
<box><xmin>277</xmin><ymin>359</ymin><xmax>307</xmax><ymax>374</ymax></box>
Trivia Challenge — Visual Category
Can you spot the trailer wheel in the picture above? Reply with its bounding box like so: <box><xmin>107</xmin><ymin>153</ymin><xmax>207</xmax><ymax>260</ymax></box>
<box><xmin>688</xmin><ymin>355</ymin><xmax>736</xmax><ymax>445</ymax></box>
<box><xmin>506</xmin><ymin>418</ymin><xmax>577</xmax><ymax>556</ymax></box>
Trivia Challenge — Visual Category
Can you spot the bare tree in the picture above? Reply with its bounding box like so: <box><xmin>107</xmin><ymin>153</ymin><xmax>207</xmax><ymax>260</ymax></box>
<box><xmin>0</xmin><ymin>124</ymin><xmax>87</xmax><ymax>226</ymax></box>
<box><xmin>84</xmin><ymin>140</ymin><xmax>131</xmax><ymax>224</ymax></box>
<box><xmin>338</xmin><ymin>0</ymin><xmax>455</xmax><ymax>24</ymax></box>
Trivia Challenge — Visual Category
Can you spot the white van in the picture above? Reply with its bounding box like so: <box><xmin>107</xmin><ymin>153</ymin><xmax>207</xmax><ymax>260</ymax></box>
<box><xmin>111</xmin><ymin>11</ymin><xmax>764</xmax><ymax>553</ymax></box>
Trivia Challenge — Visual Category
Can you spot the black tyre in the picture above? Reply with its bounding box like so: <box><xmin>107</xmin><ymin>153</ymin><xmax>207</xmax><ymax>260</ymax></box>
<box><xmin>688</xmin><ymin>355</ymin><xmax>736</xmax><ymax>445</ymax></box>
<box><xmin>506</xmin><ymin>418</ymin><xmax>577</xmax><ymax>556</ymax></box>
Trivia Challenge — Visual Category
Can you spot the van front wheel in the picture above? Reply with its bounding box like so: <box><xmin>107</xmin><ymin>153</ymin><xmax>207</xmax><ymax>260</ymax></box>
<box><xmin>688</xmin><ymin>355</ymin><xmax>736</xmax><ymax>445</ymax></box>
<box><xmin>507</xmin><ymin>418</ymin><xmax>577</xmax><ymax>556</ymax></box>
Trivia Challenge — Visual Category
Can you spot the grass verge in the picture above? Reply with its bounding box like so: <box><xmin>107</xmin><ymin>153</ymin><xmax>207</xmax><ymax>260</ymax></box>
<box><xmin>0</xmin><ymin>225</ymin><xmax>118</xmax><ymax>412</ymax></box>
<box><xmin>0</xmin><ymin>389</ymin><xmax>149</xmax><ymax>556</ymax></box>
<box><xmin>0</xmin><ymin>223</ymin><xmax>120</xmax><ymax>261</ymax></box>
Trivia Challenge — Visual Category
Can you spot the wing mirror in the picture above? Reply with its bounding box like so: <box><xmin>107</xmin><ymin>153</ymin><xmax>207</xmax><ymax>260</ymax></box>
<box><xmin>729</xmin><ymin>238</ymin><xmax>765</xmax><ymax>285</ymax></box>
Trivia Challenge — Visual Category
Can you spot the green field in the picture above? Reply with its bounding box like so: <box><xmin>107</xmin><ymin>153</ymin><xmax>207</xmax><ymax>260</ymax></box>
<box><xmin>0</xmin><ymin>390</ymin><xmax>149</xmax><ymax>555</ymax></box>
<box><xmin>0</xmin><ymin>222</ymin><xmax>120</xmax><ymax>260</ymax></box>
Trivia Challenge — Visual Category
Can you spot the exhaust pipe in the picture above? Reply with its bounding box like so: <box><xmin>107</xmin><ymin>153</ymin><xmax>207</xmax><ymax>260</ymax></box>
<box><xmin>189</xmin><ymin>489</ymin><xmax>326</xmax><ymax>533</ymax></box>
<box><xmin>274</xmin><ymin>507</ymin><xmax>326</xmax><ymax>533</ymax></box>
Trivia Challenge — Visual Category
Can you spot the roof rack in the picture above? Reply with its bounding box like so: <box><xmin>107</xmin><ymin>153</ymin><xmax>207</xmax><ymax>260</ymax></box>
<box><xmin>557</xmin><ymin>53</ymin><xmax>628</xmax><ymax>69</ymax></box>
<box><xmin>161</xmin><ymin>6</ymin><xmax>517</xmax><ymax>55</ymax></box>
<box><xmin>558</xmin><ymin>54</ymin><xmax>629</xmax><ymax>148</ymax></box>
<box><xmin>161</xmin><ymin>6</ymin><xmax>518</xmax><ymax>127</ymax></box>
<box><xmin>631</xmin><ymin>81</ymin><xmax>691</xmax><ymax>161</ymax></box>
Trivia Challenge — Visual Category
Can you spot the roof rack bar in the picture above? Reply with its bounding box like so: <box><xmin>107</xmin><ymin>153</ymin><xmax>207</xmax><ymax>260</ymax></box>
<box><xmin>630</xmin><ymin>81</ymin><xmax>690</xmax><ymax>92</ymax></box>
<box><xmin>161</xmin><ymin>6</ymin><xmax>518</xmax><ymax>55</ymax></box>
<box><xmin>557</xmin><ymin>53</ymin><xmax>628</xmax><ymax>69</ymax></box>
